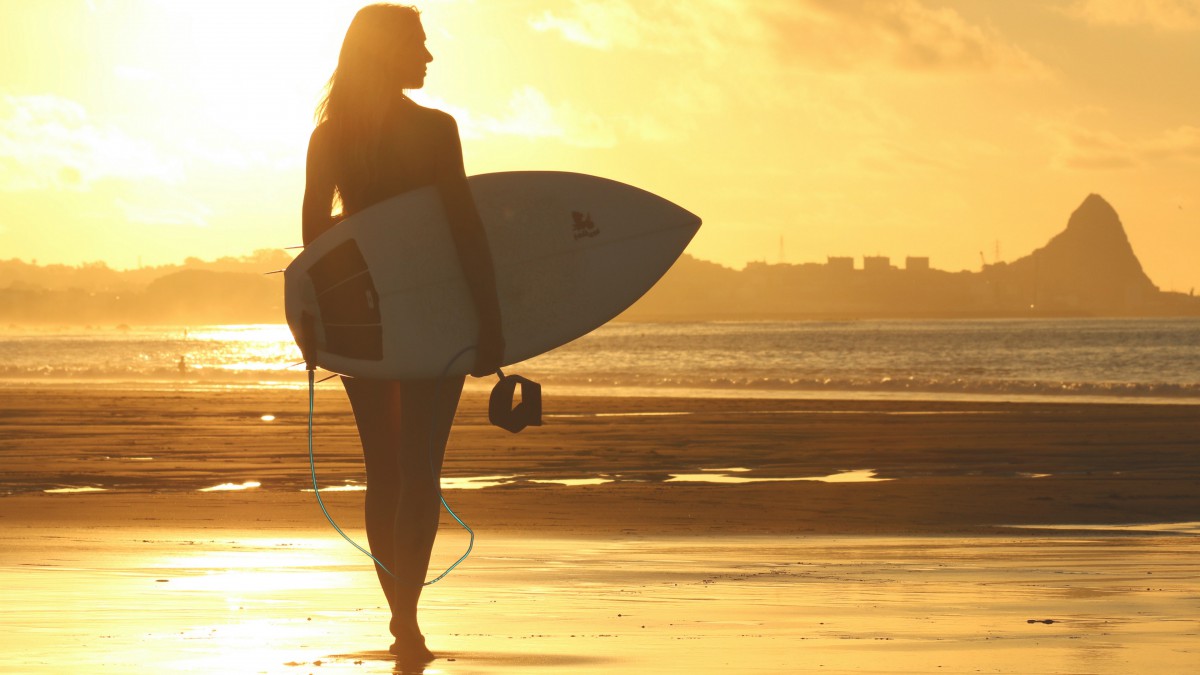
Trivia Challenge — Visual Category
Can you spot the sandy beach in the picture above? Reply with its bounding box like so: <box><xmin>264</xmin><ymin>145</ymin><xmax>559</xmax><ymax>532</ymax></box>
<box><xmin>2</xmin><ymin>384</ymin><xmax>1199</xmax><ymax>673</ymax></box>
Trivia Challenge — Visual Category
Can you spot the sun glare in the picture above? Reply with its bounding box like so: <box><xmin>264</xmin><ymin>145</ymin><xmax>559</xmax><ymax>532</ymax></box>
<box><xmin>129</xmin><ymin>3</ymin><xmax>351</xmax><ymax>146</ymax></box>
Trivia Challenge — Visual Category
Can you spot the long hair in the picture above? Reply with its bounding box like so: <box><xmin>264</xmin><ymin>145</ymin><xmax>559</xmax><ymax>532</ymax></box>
<box><xmin>316</xmin><ymin>4</ymin><xmax>422</xmax><ymax>212</ymax></box>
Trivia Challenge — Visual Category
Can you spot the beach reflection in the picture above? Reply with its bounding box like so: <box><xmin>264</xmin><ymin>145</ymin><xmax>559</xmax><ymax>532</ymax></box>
<box><xmin>4</xmin><ymin>530</ymin><xmax>1199</xmax><ymax>674</ymax></box>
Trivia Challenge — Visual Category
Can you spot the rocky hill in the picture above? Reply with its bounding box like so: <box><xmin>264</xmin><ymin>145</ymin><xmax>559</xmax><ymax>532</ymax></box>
<box><xmin>0</xmin><ymin>250</ymin><xmax>289</xmax><ymax>325</ymax></box>
<box><xmin>985</xmin><ymin>194</ymin><xmax>1159</xmax><ymax>312</ymax></box>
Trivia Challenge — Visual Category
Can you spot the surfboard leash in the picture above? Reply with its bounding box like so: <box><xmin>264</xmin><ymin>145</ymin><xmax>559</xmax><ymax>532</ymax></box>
<box><xmin>422</xmin><ymin>345</ymin><xmax>479</xmax><ymax>585</ymax></box>
<box><xmin>305</xmin><ymin>347</ymin><xmax>478</xmax><ymax>586</ymax></box>
<box><xmin>306</xmin><ymin>368</ymin><xmax>396</xmax><ymax>576</ymax></box>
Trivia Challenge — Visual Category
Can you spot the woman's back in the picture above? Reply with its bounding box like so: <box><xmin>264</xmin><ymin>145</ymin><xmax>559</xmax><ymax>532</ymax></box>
<box><xmin>311</xmin><ymin>99</ymin><xmax>456</xmax><ymax>231</ymax></box>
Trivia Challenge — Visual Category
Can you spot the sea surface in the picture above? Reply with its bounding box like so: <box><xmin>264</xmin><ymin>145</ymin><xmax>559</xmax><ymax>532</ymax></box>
<box><xmin>1</xmin><ymin>318</ymin><xmax>1198</xmax><ymax>403</ymax></box>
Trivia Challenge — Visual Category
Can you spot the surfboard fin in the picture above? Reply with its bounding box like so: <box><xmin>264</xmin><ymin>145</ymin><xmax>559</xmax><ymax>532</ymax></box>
<box><xmin>489</xmin><ymin>373</ymin><xmax>542</xmax><ymax>434</ymax></box>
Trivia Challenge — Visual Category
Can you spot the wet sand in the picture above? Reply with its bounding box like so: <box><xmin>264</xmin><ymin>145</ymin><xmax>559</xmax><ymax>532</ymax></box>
<box><xmin>2</xmin><ymin>385</ymin><xmax>1199</xmax><ymax>673</ymax></box>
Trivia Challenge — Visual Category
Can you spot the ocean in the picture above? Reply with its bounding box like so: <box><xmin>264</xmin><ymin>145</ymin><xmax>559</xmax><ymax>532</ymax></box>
<box><xmin>1</xmin><ymin>318</ymin><xmax>1197</xmax><ymax>404</ymax></box>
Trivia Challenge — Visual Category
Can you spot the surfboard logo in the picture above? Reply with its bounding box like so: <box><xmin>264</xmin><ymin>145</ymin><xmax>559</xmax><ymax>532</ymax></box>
<box><xmin>571</xmin><ymin>211</ymin><xmax>599</xmax><ymax>240</ymax></box>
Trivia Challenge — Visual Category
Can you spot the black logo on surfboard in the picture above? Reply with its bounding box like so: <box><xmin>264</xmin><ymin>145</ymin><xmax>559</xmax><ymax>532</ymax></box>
<box><xmin>572</xmin><ymin>211</ymin><xmax>599</xmax><ymax>240</ymax></box>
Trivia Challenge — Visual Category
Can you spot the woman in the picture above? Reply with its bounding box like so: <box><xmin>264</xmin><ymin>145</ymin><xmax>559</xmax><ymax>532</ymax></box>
<box><xmin>301</xmin><ymin>3</ymin><xmax>505</xmax><ymax>662</ymax></box>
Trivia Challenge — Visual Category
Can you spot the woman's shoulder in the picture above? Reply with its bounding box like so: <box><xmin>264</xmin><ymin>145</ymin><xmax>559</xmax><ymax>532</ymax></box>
<box><xmin>309</xmin><ymin>120</ymin><xmax>335</xmax><ymax>150</ymax></box>
<box><xmin>306</xmin><ymin>121</ymin><xmax>339</xmax><ymax>168</ymax></box>
<box><xmin>402</xmin><ymin>99</ymin><xmax>459</xmax><ymax>133</ymax></box>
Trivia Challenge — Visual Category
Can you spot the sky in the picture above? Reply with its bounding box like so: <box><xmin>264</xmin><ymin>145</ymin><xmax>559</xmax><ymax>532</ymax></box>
<box><xmin>1</xmin><ymin>0</ymin><xmax>1198</xmax><ymax>291</ymax></box>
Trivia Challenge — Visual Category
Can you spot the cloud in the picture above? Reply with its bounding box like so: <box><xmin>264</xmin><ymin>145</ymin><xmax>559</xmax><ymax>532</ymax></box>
<box><xmin>1063</xmin><ymin>0</ymin><xmax>1200</xmax><ymax>30</ymax></box>
<box><xmin>528</xmin><ymin>0</ymin><xmax>726</xmax><ymax>54</ymax></box>
<box><xmin>0</xmin><ymin>94</ymin><xmax>183</xmax><ymax>192</ymax></box>
<box><xmin>529</xmin><ymin>0</ymin><xmax>1049</xmax><ymax>77</ymax></box>
<box><xmin>1047</xmin><ymin>120</ymin><xmax>1200</xmax><ymax>170</ymax></box>
<box><xmin>483</xmin><ymin>86</ymin><xmax>618</xmax><ymax>148</ymax></box>
<box><xmin>529</xmin><ymin>2</ymin><xmax>639</xmax><ymax>50</ymax></box>
<box><xmin>773</xmin><ymin>1</ymin><xmax>1050</xmax><ymax>77</ymax></box>
<box><xmin>522</xmin><ymin>0</ymin><xmax>1049</xmax><ymax>153</ymax></box>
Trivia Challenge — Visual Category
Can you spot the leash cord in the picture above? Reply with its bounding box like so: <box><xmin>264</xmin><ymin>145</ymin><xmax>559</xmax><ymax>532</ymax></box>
<box><xmin>306</xmin><ymin>346</ymin><xmax>477</xmax><ymax>585</ymax></box>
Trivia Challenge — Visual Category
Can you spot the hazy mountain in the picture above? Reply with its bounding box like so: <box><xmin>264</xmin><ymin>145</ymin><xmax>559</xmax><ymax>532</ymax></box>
<box><xmin>0</xmin><ymin>250</ymin><xmax>288</xmax><ymax>325</ymax></box>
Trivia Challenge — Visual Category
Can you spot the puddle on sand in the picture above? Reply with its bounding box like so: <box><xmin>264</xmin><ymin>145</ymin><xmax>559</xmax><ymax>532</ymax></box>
<box><xmin>300</xmin><ymin>484</ymin><xmax>365</xmax><ymax>493</ymax></box>
<box><xmin>545</xmin><ymin>411</ymin><xmax>695</xmax><ymax>419</ymax></box>
<box><xmin>438</xmin><ymin>469</ymin><xmax>893</xmax><ymax>488</ymax></box>
<box><xmin>439</xmin><ymin>475</ymin><xmax>518</xmax><ymax>490</ymax></box>
<box><xmin>667</xmin><ymin>468</ymin><xmax>891</xmax><ymax>484</ymax></box>
<box><xmin>292</xmin><ymin>469</ymin><xmax>892</xmax><ymax>494</ymax></box>
<box><xmin>43</xmin><ymin>486</ymin><xmax>107</xmax><ymax>494</ymax></box>
<box><xmin>526</xmin><ymin>477</ymin><xmax>613</xmax><ymax>487</ymax></box>
<box><xmin>199</xmin><ymin>481</ymin><xmax>262</xmax><ymax>492</ymax></box>
<box><xmin>1005</xmin><ymin>521</ymin><xmax>1200</xmax><ymax>535</ymax></box>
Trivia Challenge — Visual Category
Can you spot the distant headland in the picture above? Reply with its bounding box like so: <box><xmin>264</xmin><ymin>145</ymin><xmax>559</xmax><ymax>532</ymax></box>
<box><xmin>621</xmin><ymin>194</ymin><xmax>1200</xmax><ymax>320</ymax></box>
<box><xmin>0</xmin><ymin>250</ymin><xmax>291</xmax><ymax>326</ymax></box>
<box><xmin>1</xmin><ymin>194</ymin><xmax>1197</xmax><ymax>326</ymax></box>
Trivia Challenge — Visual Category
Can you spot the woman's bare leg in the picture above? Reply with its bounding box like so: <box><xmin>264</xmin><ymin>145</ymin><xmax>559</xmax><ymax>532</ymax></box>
<box><xmin>343</xmin><ymin>375</ymin><xmax>464</xmax><ymax>660</ymax></box>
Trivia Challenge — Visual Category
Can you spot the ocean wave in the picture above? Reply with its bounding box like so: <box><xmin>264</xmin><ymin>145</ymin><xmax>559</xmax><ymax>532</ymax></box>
<box><xmin>3</xmin><ymin>319</ymin><xmax>1198</xmax><ymax>402</ymax></box>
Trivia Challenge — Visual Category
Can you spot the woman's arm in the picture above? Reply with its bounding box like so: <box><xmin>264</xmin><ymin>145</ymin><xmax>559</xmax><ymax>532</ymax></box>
<box><xmin>434</xmin><ymin>114</ymin><xmax>505</xmax><ymax>377</ymax></box>
<box><xmin>302</xmin><ymin>124</ymin><xmax>339</xmax><ymax>247</ymax></box>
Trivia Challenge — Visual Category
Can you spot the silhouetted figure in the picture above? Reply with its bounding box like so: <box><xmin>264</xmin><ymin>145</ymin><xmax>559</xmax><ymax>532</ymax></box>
<box><xmin>302</xmin><ymin>3</ymin><xmax>505</xmax><ymax>663</ymax></box>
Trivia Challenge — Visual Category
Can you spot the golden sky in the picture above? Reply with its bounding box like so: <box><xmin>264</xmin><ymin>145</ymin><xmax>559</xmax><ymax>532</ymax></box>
<box><xmin>2</xmin><ymin>0</ymin><xmax>1198</xmax><ymax>291</ymax></box>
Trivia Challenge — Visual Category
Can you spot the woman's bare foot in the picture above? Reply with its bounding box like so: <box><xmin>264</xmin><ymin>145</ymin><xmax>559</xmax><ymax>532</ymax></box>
<box><xmin>389</xmin><ymin>618</ymin><xmax>435</xmax><ymax>663</ymax></box>
<box><xmin>389</xmin><ymin>635</ymin><xmax>435</xmax><ymax>663</ymax></box>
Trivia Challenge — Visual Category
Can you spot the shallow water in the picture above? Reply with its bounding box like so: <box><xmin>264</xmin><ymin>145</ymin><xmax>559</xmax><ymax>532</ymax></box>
<box><xmin>4</xmin><ymin>318</ymin><xmax>1199</xmax><ymax>403</ymax></box>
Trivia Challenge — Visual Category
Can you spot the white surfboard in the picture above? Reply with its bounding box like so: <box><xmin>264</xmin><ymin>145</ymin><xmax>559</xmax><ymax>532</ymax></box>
<box><xmin>284</xmin><ymin>171</ymin><xmax>701</xmax><ymax>379</ymax></box>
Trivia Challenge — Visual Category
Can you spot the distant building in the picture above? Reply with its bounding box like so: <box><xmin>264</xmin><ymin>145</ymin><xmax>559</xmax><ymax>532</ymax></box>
<box><xmin>826</xmin><ymin>256</ymin><xmax>854</xmax><ymax>271</ymax></box>
<box><xmin>863</xmin><ymin>256</ymin><xmax>891</xmax><ymax>273</ymax></box>
<box><xmin>905</xmin><ymin>256</ymin><xmax>930</xmax><ymax>271</ymax></box>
